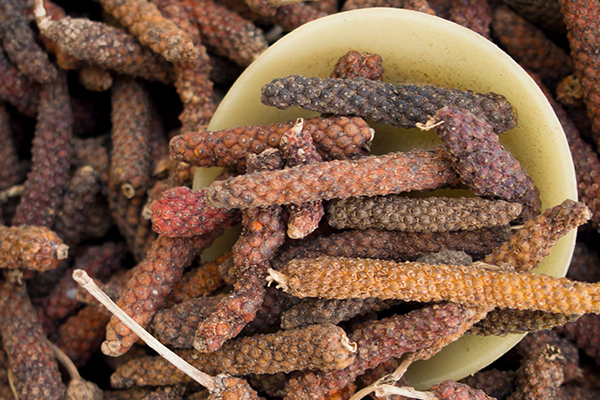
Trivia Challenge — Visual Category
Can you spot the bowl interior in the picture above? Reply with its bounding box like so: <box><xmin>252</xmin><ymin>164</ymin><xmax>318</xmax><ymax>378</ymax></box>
<box><xmin>193</xmin><ymin>8</ymin><xmax>577</xmax><ymax>389</ymax></box>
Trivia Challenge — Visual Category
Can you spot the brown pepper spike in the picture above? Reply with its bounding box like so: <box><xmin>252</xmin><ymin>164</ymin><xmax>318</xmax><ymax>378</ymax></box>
<box><xmin>280</xmin><ymin>119</ymin><xmax>325</xmax><ymax>239</ymax></box>
<box><xmin>208</xmin><ymin>376</ymin><xmax>264</xmax><ymax>400</ymax></box>
<box><xmin>283</xmin><ymin>303</ymin><xmax>476</xmax><ymax>400</ymax></box>
<box><xmin>341</xmin><ymin>0</ymin><xmax>435</xmax><ymax>14</ymax></box>
<box><xmin>557</xmin><ymin>0</ymin><xmax>600</xmax><ymax>150</ymax></box>
<box><xmin>269</xmin><ymin>255</ymin><xmax>600</xmax><ymax>315</ymax></box>
<box><xmin>112</xmin><ymin>323</ymin><xmax>356</xmax><ymax>387</ymax></box>
<box><xmin>491</xmin><ymin>6</ymin><xmax>572</xmax><ymax>83</ymax></box>
<box><xmin>12</xmin><ymin>71</ymin><xmax>73</xmax><ymax>228</ymax></box>
<box><xmin>79</xmin><ymin>65</ymin><xmax>114</xmax><ymax>92</ymax></box>
<box><xmin>468</xmin><ymin>309</ymin><xmax>581</xmax><ymax>336</ymax></box>
<box><xmin>274</xmin><ymin>226</ymin><xmax>511</xmax><ymax>265</ymax></box>
<box><xmin>330</xmin><ymin>51</ymin><xmax>385</xmax><ymax>81</ymax></box>
<box><xmin>0</xmin><ymin>225</ymin><xmax>68</xmax><ymax>271</ymax></box>
<box><xmin>503</xmin><ymin>0</ymin><xmax>566</xmax><ymax>33</ymax></box>
<box><xmin>449</xmin><ymin>0</ymin><xmax>492</xmax><ymax>39</ymax></box>
<box><xmin>433</xmin><ymin>106</ymin><xmax>540</xmax><ymax>221</ymax></box>
<box><xmin>183</xmin><ymin>0</ymin><xmax>268</xmax><ymax>67</ymax></box>
<box><xmin>103</xmin><ymin>233</ymin><xmax>222</xmax><ymax>357</ymax></box>
<box><xmin>0</xmin><ymin>50</ymin><xmax>39</xmax><ymax>117</ymax></box>
<box><xmin>483</xmin><ymin>199</ymin><xmax>592</xmax><ymax>272</ymax></box>
<box><xmin>326</xmin><ymin>196</ymin><xmax>522</xmax><ymax>232</ymax></box>
<box><xmin>169</xmin><ymin>115</ymin><xmax>373</xmax><ymax>171</ymax></box>
<box><xmin>0</xmin><ymin>281</ymin><xmax>66</xmax><ymax>399</ymax></box>
<box><xmin>0</xmin><ymin>105</ymin><xmax>21</xmax><ymax>191</ymax></box>
<box><xmin>151</xmin><ymin>186</ymin><xmax>240</xmax><ymax>237</ymax></box>
<box><xmin>53</xmin><ymin>165</ymin><xmax>100</xmax><ymax>249</ymax></box>
<box><xmin>34</xmin><ymin>12</ymin><xmax>174</xmax><ymax>84</ymax></box>
<box><xmin>431</xmin><ymin>380</ymin><xmax>495</xmax><ymax>400</ymax></box>
<box><xmin>0</xmin><ymin>0</ymin><xmax>58</xmax><ymax>84</ymax></box>
<box><xmin>567</xmin><ymin>242</ymin><xmax>600</xmax><ymax>283</ymax></box>
<box><xmin>555</xmin><ymin>313</ymin><xmax>600</xmax><ymax>365</ymax></box>
<box><xmin>267</xmin><ymin>2</ymin><xmax>329</xmax><ymax>32</ymax></box>
<box><xmin>261</xmin><ymin>76</ymin><xmax>517</xmax><ymax>134</ymax></box>
<box><xmin>110</xmin><ymin>77</ymin><xmax>152</xmax><ymax>199</ymax></box>
<box><xmin>459</xmin><ymin>369</ymin><xmax>516</xmax><ymax>400</ymax></box>
<box><xmin>507</xmin><ymin>345</ymin><xmax>564</xmax><ymax>400</ymax></box>
<box><xmin>166</xmin><ymin>253</ymin><xmax>228</xmax><ymax>305</ymax></box>
<box><xmin>205</xmin><ymin>147</ymin><xmax>460</xmax><ymax>210</ymax></box>
<box><xmin>93</xmin><ymin>0</ymin><xmax>196</xmax><ymax>62</ymax></box>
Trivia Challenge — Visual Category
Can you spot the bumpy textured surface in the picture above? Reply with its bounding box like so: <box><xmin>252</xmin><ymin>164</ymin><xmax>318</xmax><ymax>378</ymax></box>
<box><xmin>112</xmin><ymin>323</ymin><xmax>355</xmax><ymax>387</ymax></box>
<box><xmin>268</xmin><ymin>2</ymin><xmax>328</xmax><ymax>32</ymax></box>
<box><xmin>0</xmin><ymin>0</ymin><xmax>57</xmax><ymax>84</ymax></box>
<box><xmin>459</xmin><ymin>369</ymin><xmax>516</xmax><ymax>400</ymax></box>
<box><xmin>491</xmin><ymin>6</ymin><xmax>571</xmax><ymax>82</ymax></box>
<box><xmin>449</xmin><ymin>0</ymin><xmax>491</xmax><ymax>38</ymax></box>
<box><xmin>0</xmin><ymin>281</ymin><xmax>66</xmax><ymax>399</ymax></box>
<box><xmin>183</xmin><ymin>0</ymin><xmax>268</xmax><ymax>66</ymax></box>
<box><xmin>261</xmin><ymin>76</ymin><xmax>517</xmax><ymax>134</ymax></box>
<box><xmin>284</xmin><ymin>303</ymin><xmax>475</xmax><ymax>400</ymax></box>
<box><xmin>53</xmin><ymin>165</ymin><xmax>100</xmax><ymax>248</ymax></box>
<box><xmin>327</xmin><ymin>195</ymin><xmax>521</xmax><ymax>232</ymax></box>
<box><xmin>342</xmin><ymin>0</ymin><xmax>435</xmax><ymax>13</ymax></box>
<box><xmin>558</xmin><ymin>0</ymin><xmax>600</xmax><ymax>149</ymax></box>
<box><xmin>417</xmin><ymin>250</ymin><xmax>473</xmax><ymax>266</ymax></box>
<box><xmin>12</xmin><ymin>72</ymin><xmax>73</xmax><ymax>228</ymax></box>
<box><xmin>503</xmin><ymin>0</ymin><xmax>565</xmax><ymax>32</ymax></box>
<box><xmin>205</xmin><ymin>147</ymin><xmax>460</xmax><ymax>209</ymax></box>
<box><xmin>94</xmin><ymin>0</ymin><xmax>196</xmax><ymax>62</ymax></box>
<box><xmin>434</xmin><ymin>106</ymin><xmax>540</xmax><ymax>221</ymax></box>
<box><xmin>483</xmin><ymin>199</ymin><xmax>592</xmax><ymax>272</ymax></box>
<box><xmin>330</xmin><ymin>51</ymin><xmax>385</xmax><ymax>81</ymax></box>
<box><xmin>78</xmin><ymin>65</ymin><xmax>113</xmax><ymax>92</ymax></box>
<box><xmin>0</xmin><ymin>50</ymin><xmax>39</xmax><ymax>116</ymax></box>
<box><xmin>37</xmin><ymin>16</ymin><xmax>174</xmax><ymax>83</ymax></box>
<box><xmin>103</xmin><ymin>233</ymin><xmax>220</xmax><ymax>357</ymax></box>
<box><xmin>281</xmin><ymin>298</ymin><xmax>400</xmax><ymax>330</ymax></box>
<box><xmin>169</xmin><ymin>116</ymin><xmax>373</xmax><ymax>171</ymax></box>
<box><xmin>507</xmin><ymin>346</ymin><xmax>564</xmax><ymax>400</ymax></box>
<box><xmin>274</xmin><ymin>226</ymin><xmax>511</xmax><ymax>266</ymax></box>
<box><xmin>166</xmin><ymin>254</ymin><xmax>228</xmax><ymax>304</ymax></box>
<box><xmin>468</xmin><ymin>309</ymin><xmax>581</xmax><ymax>336</ymax></box>
<box><xmin>272</xmin><ymin>256</ymin><xmax>600</xmax><ymax>314</ymax></box>
<box><xmin>567</xmin><ymin>242</ymin><xmax>600</xmax><ymax>283</ymax></box>
<box><xmin>432</xmin><ymin>380</ymin><xmax>495</xmax><ymax>400</ymax></box>
<box><xmin>72</xmin><ymin>136</ymin><xmax>110</xmax><ymax>185</ymax></box>
<box><xmin>110</xmin><ymin>77</ymin><xmax>152</xmax><ymax>198</ymax></box>
<box><xmin>0</xmin><ymin>225</ymin><xmax>68</xmax><ymax>271</ymax></box>
<box><xmin>208</xmin><ymin>376</ymin><xmax>264</xmax><ymax>400</ymax></box>
<box><xmin>556</xmin><ymin>313</ymin><xmax>600</xmax><ymax>364</ymax></box>
<box><xmin>151</xmin><ymin>186</ymin><xmax>240</xmax><ymax>237</ymax></box>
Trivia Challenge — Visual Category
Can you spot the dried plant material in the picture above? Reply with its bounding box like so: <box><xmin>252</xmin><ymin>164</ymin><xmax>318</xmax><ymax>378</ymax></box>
<box><xmin>151</xmin><ymin>186</ymin><xmax>240</xmax><ymax>237</ymax></box>
<box><xmin>491</xmin><ymin>6</ymin><xmax>571</xmax><ymax>82</ymax></box>
<box><xmin>0</xmin><ymin>281</ymin><xmax>66</xmax><ymax>399</ymax></box>
<box><xmin>507</xmin><ymin>346</ymin><xmax>564</xmax><ymax>400</ymax></box>
<box><xmin>94</xmin><ymin>0</ymin><xmax>197</xmax><ymax>62</ymax></box>
<box><xmin>79</xmin><ymin>65</ymin><xmax>114</xmax><ymax>92</ymax></box>
<box><xmin>169</xmin><ymin>115</ymin><xmax>373</xmax><ymax>171</ymax></box>
<box><xmin>261</xmin><ymin>76</ymin><xmax>516</xmax><ymax>134</ymax></box>
<box><xmin>341</xmin><ymin>0</ymin><xmax>435</xmax><ymax>14</ymax></box>
<box><xmin>567</xmin><ymin>242</ymin><xmax>600</xmax><ymax>283</ymax></box>
<box><xmin>205</xmin><ymin>147</ymin><xmax>459</xmax><ymax>210</ymax></box>
<box><xmin>0</xmin><ymin>225</ymin><xmax>68</xmax><ymax>271</ymax></box>
<box><xmin>483</xmin><ymin>199</ymin><xmax>591</xmax><ymax>272</ymax></box>
<box><xmin>34</xmin><ymin>1</ymin><xmax>174</xmax><ymax>83</ymax></box>
<box><xmin>468</xmin><ymin>309</ymin><xmax>581</xmax><ymax>336</ymax></box>
<box><xmin>327</xmin><ymin>196</ymin><xmax>521</xmax><ymax>232</ymax></box>
<box><xmin>459</xmin><ymin>369</ymin><xmax>516</xmax><ymax>400</ymax></box>
<box><xmin>12</xmin><ymin>71</ymin><xmax>73</xmax><ymax>228</ymax></box>
<box><xmin>166</xmin><ymin>254</ymin><xmax>228</xmax><ymax>305</ymax></box>
<box><xmin>449</xmin><ymin>0</ymin><xmax>491</xmax><ymax>39</ymax></box>
<box><xmin>0</xmin><ymin>104</ymin><xmax>21</xmax><ymax>192</ymax></box>
<box><xmin>269</xmin><ymin>255</ymin><xmax>600</xmax><ymax>315</ymax></box>
<box><xmin>0</xmin><ymin>50</ymin><xmax>39</xmax><ymax>116</ymax></box>
<box><xmin>503</xmin><ymin>0</ymin><xmax>565</xmax><ymax>33</ymax></box>
<box><xmin>330</xmin><ymin>50</ymin><xmax>385</xmax><ymax>81</ymax></box>
<box><xmin>0</xmin><ymin>0</ymin><xmax>58</xmax><ymax>84</ymax></box>
<box><xmin>267</xmin><ymin>2</ymin><xmax>328</xmax><ymax>32</ymax></box>
<box><xmin>431</xmin><ymin>106</ymin><xmax>540</xmax><ymax>221</ymax></box>
<box><xmin>555</xmin><ymin>313</ymin><xmax>600</xmax><ymax>364</ymax></box>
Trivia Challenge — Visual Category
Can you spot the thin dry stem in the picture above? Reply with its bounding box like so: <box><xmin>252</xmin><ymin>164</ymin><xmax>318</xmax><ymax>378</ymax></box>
<box><xmin>375</xmin><ymin>385</ymin><xmax>438</xmax><ymax>400</ymax></box>
<box><xmin>266</xmin><ymin>268</ymin><xmax>289</xmax><ymax>290</ymax></box>
<box><xmin>72</xmin><ymin>269</ymin><xmax>217</xmax><ymax>391</ymax></box>
<box><xmin>348</xmin><ymin>355</ymin><xmax>414</xmax><ymax>400</ymax></box>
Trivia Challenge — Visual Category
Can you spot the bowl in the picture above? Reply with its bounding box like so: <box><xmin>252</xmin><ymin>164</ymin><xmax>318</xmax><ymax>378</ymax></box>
<box><xmin>193</xmin><ymin>8</ymin><xmax>577</xmax><ymax>389</ymax></box>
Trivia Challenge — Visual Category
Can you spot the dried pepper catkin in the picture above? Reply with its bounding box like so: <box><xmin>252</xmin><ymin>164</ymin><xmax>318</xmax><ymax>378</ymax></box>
<box><xmin>449</xmin><ymin>0</ymin><xmax>492</xmax><ymax>39</ymax></box>
<box><xmin>0</xmin><ymin>281</ymin><xmax>66</xmax><ymax>399</ymax></box>
<box><xmin>431</xmin><ymin>380</ymin><xmax>495</xmax><ymax>400</ymax></box>
<box><xmin>468</xmin><ymin>308</ymin><xmax>581</xmax><ymax>336</ymax></box>
<box><xmin>0</xmin><ymin>225</ymin><xmax>68</xmax><ymax>271</ymax></box>
<box><xmin>0</xmin><ymin>0</ymin><xmax>57</xmax><ymax>84</ymax></box>
<box><xmin>93</xmin><ymin>0</ymin><xmax>197</xmax><ymax>62</ymax></box>
<box><xmin>110</xmin><ymin>77</ymin><xmax>152</xmax><ymax>199</ymax></box>
<box><xmin>567</xmin><ymin>242</ymin><xmax>600</xmax><ymax>283</ymax></box>
<box><xmin>151</xmin><ymin>186</ymin><xmax>240</xmax><ymax>237</ymax></box>
<box><xmin>459</xmin><ymin>369</ymin><xmax>516</xmax><ymax>400</ymax></box>
<box><xmin>169</xmin><ymin>115</ymin><xmax>373</xmax><ymax>171</ymax></box>
<box><xmin>555</xmin><ymin>313</ymin><xmax>600</xmax><ymax>364</ymax></box>
<box><xmin>330</xmin><ymin>50</ymin><xmax>384</xmax><ymax>81</ymax></box>
<box><xmin>12</xmin><ymin>71</ymin><xmax>73</xmax><ymax>228</ymax></box>
<box><xmin>166</xmin><ymin>254</ymin><xmax>228</xmax><ymax>305</ymax></box>
<box><xmin>557</xmin><ymin>0</ymin><xmax>600</xmax><ymax>149</ymax></box>
<box><xmin>433</xmin><ymin>106</ymin><xmax>540</xmax><ymax>221</ymax></box>
<box><xmin>103</xmin><ymin>232</ymin><xmax>222</xmax><ymax>357</ymax></box>
<box><xmin>183</xmin><ymin>0</ymin><xmax>268</xmax><ymax>66</ymax></box>
<box><xmin>261</xmin><ymin>75</ymin><xmax>517</xmax><ymax>134</ymax></box>
<box><xmin>35</xmin><ymin>11</ymin><xmax>174</xmax><ymax>84</ymax></box>
<box><xmin>483</xmin><ymin>199</ymin><xmax>591</xmax><ymax>272</ymax></box>
<box><xmin>507</xmin><ymin>346</ymin><xmax>564</xmax><ymax>400</ymax></box>
<box><xmin>284</xmin><ymin>303</ymin><xmax>475</xmax><ymax>400</ymax></box>
<box><xmin>112</xmin><ymin>323</ymin><xmax>356</xmax><ymax>387</ymax></box>
<box><xmin>0</xmin><ymin>50</ymin><xmax>39</xmax><ymax>116</ymax></box>
<box><xmin>269</xmin><ymin>255</ymin><xmax>600</xmax><ymax>315</ymax></box>
<box><xmin>341</xmin><ymin>0</ymin><xmax>435</xmax><ymax>14</ymax></box>
<box><xmin>79</xmin><ymin>65</ymin><xmax>114</xmax><ymax>92</ymax></box>
<box><xmin>327</xmin><ymin>196</ymin><xmax>521</xmax><ymax>232</ymax></box>
<box><xmin>205</xmin><ymin>147</ymin><xmax>459</xmax><ymax>210</ymax></box>
<box><xmin>0</xmin><ymin>105</ymin><xmax>21</xmax><ymax>191</ymax></box>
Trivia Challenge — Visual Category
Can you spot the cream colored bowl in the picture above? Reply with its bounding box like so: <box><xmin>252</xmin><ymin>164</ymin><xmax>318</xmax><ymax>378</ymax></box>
<box><xmin>193</xmin><ymin>8</ymin><xmax>577</xmax><ymax>389</ymax></box>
